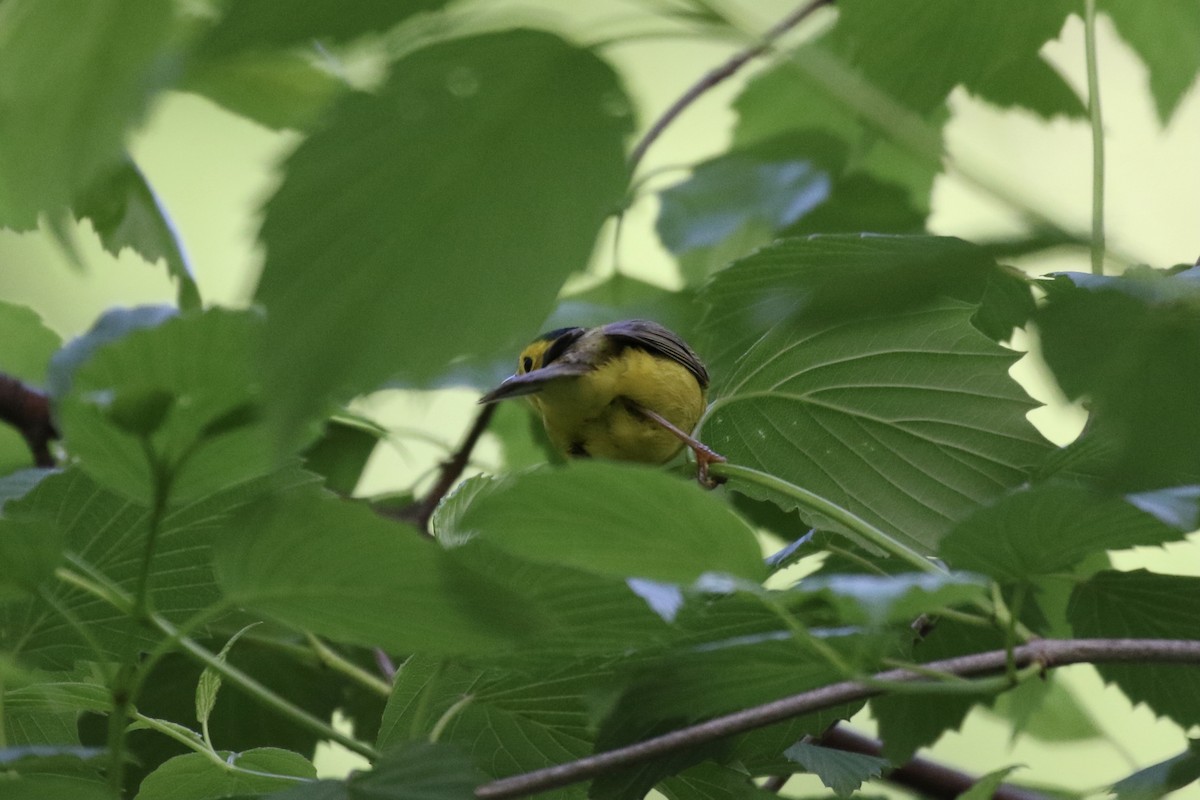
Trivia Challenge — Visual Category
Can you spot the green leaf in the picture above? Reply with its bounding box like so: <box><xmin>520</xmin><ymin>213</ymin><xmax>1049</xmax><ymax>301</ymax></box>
<box><xmin>939</xmin><ymin>485</ymin><xmax>1187</xmax><ymax>584</ymax></box>
<box><xmin>1111</xmin><ymin>739</ymin><xmax>1200</xmax><ymax>800</ymax></box>
<box><xmin>1067</xmin><ymin>570</ymin><xmax>1200</xmax><ymax>729</ymax></box>
<box><xmin>104</xmin><ymin>387</ymin><xmax>175</xmax><ymax>437</ymax></box>
<box><xmin>195</xmin><ymin>623</ymin><xmax>259</xmax><ymax>730</ymax></box>
<box><xmin>1100</xmin><ymin>0</ymin><xmax>1200</xmax><ymax>123</ymax></box>
<box><xmin>833</xmin><ymin>0</ymin><xmax>1076</xmax><ymax>115</ymax></box>
<box><xmin>0</xmin><ymin>775</ymin><xmax>114</xmax><ymax>800</ymax></box>
<box><xmin>134</xmin><ymin>748</ymin><xmax>316</xmax><ymax>800</ymax></box>
<box><xmin>0</xmin><ymin>513</ymin><xmax>62</xmax><ymax>600</ymax></box>
<box><xmin>214</xmin><ymin>487</ymin><xmax>539</xmax><ymax>655</ymax></box>
<box><xmin>1034</xmin><ymin>268</ymin><xmax>1200</xmax><ymax>490</ymax></box>
<box><xmin>658</xmin><ymin>763</ymin><xmax>778</xmax><ymax>800</ymax></box>
<box><xmin>446</xmin><ymin>462</ymin><xmax>766</xmax><ymax>584</ymax></box>
<box><xmin>987</xmin><ymin>673</ymin><xmax>1101</xmax><ymax>743</ymax></box>
<box><xmin>70</xmin><ymin>159</ymin><xmax>200</xmax><ymax>309</ymax></box>
<box><xmin>352</xmin><ymin>741</ymin><xmax>480</xmax><ymax>800</ymax></box>
<box><xmin>195</xmin><ymin>0</ymin><xmax>450</xmax><ymax>56</ymax></box>
<box><xmin>47</xmin><ymin>306</ymin><xmax>177</xmax><ymax>399</ymax></box>
<box><xmin>53</xmin><ymin>308</ymin><xmax>279</xmax><ymax>504</ymax></box>
<box><xmin>783</xmin><ymin>741</ymin><xmax>889</xmax><ymax>797</ymax></box>
<box><xmin>1</xmin><ymin>467</ymin><xmax>316</xmax><ymax>669</ymax></box>
<box><xmin>377</xmin><ymin>654</ymin><xmax>594</xmax><ymax>794</ymax></box>
<box><xmin>255</xmin><ymin>30</ymin><xmax>632</xmax><ymax>445</ymax></box>
<box><xmin>698</xmin><ymin>237</ymin><xmax>1045</xmax><ymax>554</ymax></box>
<box><xmin>0</xmin><ymin>0</ymin><xmax>182</xmax><ymax>229</ymax></box>
<box><xmin>958</xmin><ymin>766</ymin><xmax>1020</xmax><ymax>800</ymax></box>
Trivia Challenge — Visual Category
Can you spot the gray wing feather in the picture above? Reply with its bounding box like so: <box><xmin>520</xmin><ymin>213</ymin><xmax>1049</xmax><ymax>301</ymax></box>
<box><xmin>601</xmin><ymin>319</ymin><xmax>709</xmax><ymax>389</ymax></box>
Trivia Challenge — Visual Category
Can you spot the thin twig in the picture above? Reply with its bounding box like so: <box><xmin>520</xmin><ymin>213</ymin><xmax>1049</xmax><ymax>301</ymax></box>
<box><xmin>1083</xmin><ymin>0</ymin><xmax>1106</xmax><ymax>276</ymax></box>
<box><xmin>0</xmin><ymin>373</ymin><xmax>57</xmax><ymax>467</ymax></box>
<box><xmin>474</xmin><ymin>638</ymin><xmax>1200</xmax><ymax>799</ymax></box>
<box><xmin>626</xmin><ymin>0</ymin><xmax>833</xmax><ymax>174</ymax></box>
<box><xmin>818</xmin><ymin>724</ymin><xmax>1046</xmax><ymax>800</ymax></box>
<box><xmin>393</xmin><ymin>403</ymin><xmax>498</xmax><ymax>534</ymax></box>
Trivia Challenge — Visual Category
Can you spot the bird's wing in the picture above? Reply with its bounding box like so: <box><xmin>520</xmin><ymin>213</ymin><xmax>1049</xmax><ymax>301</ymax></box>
<box><xmin>478</xmin><ymin>362</ymin><xmax>593</xmax><ymax>404</ymax></box>
<box><xmin>601</xmin><ymin>319</ymin><xmax>709</xmax><ymax>389</ymax></box>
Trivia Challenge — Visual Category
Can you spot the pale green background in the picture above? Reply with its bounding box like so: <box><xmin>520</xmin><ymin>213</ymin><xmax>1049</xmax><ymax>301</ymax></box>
<box><xmin>1</xmin><ymin>1</ymin><xmax>1197</xmax><ymax>795</ymax></box>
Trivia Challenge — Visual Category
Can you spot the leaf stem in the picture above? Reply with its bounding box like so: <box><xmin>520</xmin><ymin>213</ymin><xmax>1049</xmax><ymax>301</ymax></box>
<box><xmin>1083</xmin><ymin>0</ymin><xmax>1106</xmax><ymax>276</ymax></box>
<box><xmin>306</xmin><ymin>634</ymin><xmax>393</xmax><ymax>697</ymax></box>
<box><xmin>709</xmin><ymin>462</ymin><xmax>944</xmax><ymax>574</ymax></box>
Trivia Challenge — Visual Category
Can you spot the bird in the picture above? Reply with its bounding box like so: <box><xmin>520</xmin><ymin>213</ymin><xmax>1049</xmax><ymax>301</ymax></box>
<box><xmin>479</xmin><ymin>319</ymin><xmax>726</xmax><ymax>486</ymax></box>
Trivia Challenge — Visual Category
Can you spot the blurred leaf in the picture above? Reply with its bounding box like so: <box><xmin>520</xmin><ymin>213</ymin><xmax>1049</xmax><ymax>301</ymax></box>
<box><xmin>658</xmin><ymin>763</ymin><xmax>778</xmax><ymax>800</ymax></box>
<box><xmin>53</xmin><ymin>308</ymin><xmax>278</xmax><ymax>504</ymax></box>
<box><xmin>797</xmin><ymin>572</ymin><xmax>987</xmax><ymax>626</ymax></box>
<box><xmin>300</xmin><ymin>417</ymin><xmax>384</xmax><ymax>495</ymax></box>
<box><xmin>834</xmin><ymin>0</ymin><xmax>1076</xmax><ymax>115</ymax></box>
<box><xmin>1035</xmin><ymin>269</ymin><xmax>1200</xmax><ymax>490</ymax></box>
<box><xmin>445</xmin><ymin>461</ymin><xmax>765</xmax><ymax>585</ymax></box>
<box><xmin>657</xmin><ymin>133</ymin><xmax>838</xmax><ymax>258</ymax></box>
<box><xmin>135</xmin><ymin>747</ymin><xmax>316</xmax><ymax>800</ymax></box>
<box><xmin>0</xmin><ymin>467</ymin><xmax>316</xmax><ymax>670</ymax></box>
<box><xmin>70</xmin><ymin>159</ymin><xmax>199</xmax><ymax>309</ymax></box>
<box><xmin>0</xmin><ymin>0</ymin><xmax>182</xmax><ymax>229</ymax></box>
<box><xmin>777</xmin><ymin>174</ymin><xmax>926</xmax><ymax>239</ymax></box>
<box><xmin>783</xmin><ymin>741</ymin><xmax>888</xmax><ymax>797</ymax></box>
<box><xmin>939</xmin><ymin>485</ymin><xmax>1187</xmax><ymax>584</ymax></box>
<box><xmin>104</xmin><ymin>387</ymin><xmax>175</xmax><ymax>437</ymax></box>
<box><xmin>486</xmin><ymin>401</ymin><xmax>555</xmax><ymax>471</ymax></box>
<box><xmin>1068</xmin><ymin>570</ymin><xmax>1200</xmax><ymax>729</ymax></box>
<box><xmin>959</xmin><ymin>766</ymin><xmax>1020</xmax><ymax>800</ymax></box>
<box><xmin>1100</xmin><ymin>0</ymin><xmax>1200</xmax><ymax>123</ymax></box>
<box><xmin>181</xmin><ymin>51</ymin><xmax>346</xmax><ymax>132</ymax></box>
<box><xmin>350</xmin><ymin>742</ymin><xmax>480</xmax><ymax>800</ymax></box>
<box><xmin>968</xmin><ymin>52</ymin><xmax>1085</xmax><ymax>119</ymax></box>
<box><xmin>0</xmin><ymin>302</ymin><xmax>61</xmax><ymax>385</ymax></box>
<box><xmin>377</xmin><ymin>654</ymin><xmax>594</xmax><ymax>795</ymax></box>
<box><xmin>545</xmin><ymin>275</ymin><xmax>702</xmax><ymax>344</ymax></box>
<box><xmin>698</xmin><ymin>237</ymin><xmax>1045</xmax><ymax>555</ymax></box>
<box><xmin>214</xmin><ymin>487</ymin><xmax>540</xmax><ymax>654</ymax></box>
<box><xmin>256</xmin><ymin>30</ymin><xmax>631</xmax><ymax>447</ymax></box>
<box><xmin>987</xmin><ymin>674</ymin><xmax>1101</xmax><ymax>743</ymax></box>
<box><xmin>732</xmin><ymin>45</ymin><xmax>941</xmax><ymax>214</ymax></box>
<box><xmin>47</xmin><ymin>305</ymin><xmax>177</xmax><ymax>399</ymax></box>
<box><xmin>0</xmin><ymin>775</ymin><xmax>113</xmax><ymax>799</ymax></box>
<box><xmin>195</xmin><ymin>0</ymin><xmax>449</xmax><ymax>56</ymax></box>
<box><xmin>1111</xmin><ymin>739</ymin><xmax>1200</xmax><ymax>800</ymax></box>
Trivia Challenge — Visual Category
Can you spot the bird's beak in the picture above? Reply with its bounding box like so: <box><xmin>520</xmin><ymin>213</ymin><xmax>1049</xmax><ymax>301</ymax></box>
<box><xmin>478</xmin><ymin>364</ymin><xmax>591</xmax><ymax>404</ymax></box>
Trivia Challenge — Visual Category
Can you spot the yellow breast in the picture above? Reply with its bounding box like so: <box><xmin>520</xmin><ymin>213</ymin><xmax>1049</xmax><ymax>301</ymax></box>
<box><xmin>533</xmin><ymin>348</ymin><xmax>706</xmax><ymax>463</ymax></box>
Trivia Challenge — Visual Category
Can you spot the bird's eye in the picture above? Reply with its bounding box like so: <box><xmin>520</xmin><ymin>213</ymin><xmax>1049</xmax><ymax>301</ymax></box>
<box><xmin>522</xmin><ymin>356</ymin><xmax>534</xmax><ymax>372</ymax></box>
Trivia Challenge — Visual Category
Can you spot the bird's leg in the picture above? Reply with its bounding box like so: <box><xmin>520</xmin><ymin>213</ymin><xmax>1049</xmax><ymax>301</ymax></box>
<box><xmin>626</xmin><ymin>402</ymin><xmax>727</xmax><ymax>488</ymax></box>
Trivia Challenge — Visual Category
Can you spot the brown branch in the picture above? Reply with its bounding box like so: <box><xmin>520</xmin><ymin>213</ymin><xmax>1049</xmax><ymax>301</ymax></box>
<box><xmin>0</xmin><ymin>373</ymin><xmax>57</xmax><ymax>467</ymax></box>
<box><xmin>391</xmin><ymin>403</ymin><xmax>497</xmax><ymax>534</ymax></box>
<box><xmin>818</xmin><ymin>724</ymin><xmax>1046</xmax><ymax>800</ymax></box>
<box><xmin>474</xmin><ymin>638</ymin><xmax>1200</xmax><ymax>799</ymax></box>
<box><xmin>626</xmin><ymin>0</ymin><xmax>834</xmax><ymax>174</ymax></box>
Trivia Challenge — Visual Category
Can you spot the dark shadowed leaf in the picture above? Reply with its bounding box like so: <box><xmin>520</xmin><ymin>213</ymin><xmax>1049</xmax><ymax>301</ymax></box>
<box><xmin>987</xmin><ymin>673</ymin><xmax>1101</xmax><ymax>743</ymax></box>
<box><xmin>939</xmin><ymin>485</ymin><xmax>1188</xmax><ymax>584</ymax></box>
<box><xmin>300</xmin><ymin>417</ymin><xmax>384</xmax><ymax>495</ymax></box>
<box><xmin>1035</xmin><ymin>268</ymin><xmax>1200</xmax><ymax>490</ymax></box>
<box><xmin>255</xmin><ymin>30</ymin><xmax>631</xmax><ymax>447</ymax></box>
<box><xmin>1068</xmin><ymin>570</ymin><xmax>1200</xmax><ymax>729</ymax></box>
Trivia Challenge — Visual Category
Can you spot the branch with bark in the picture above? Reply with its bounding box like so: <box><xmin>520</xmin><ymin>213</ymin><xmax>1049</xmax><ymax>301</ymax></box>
<box><xmin>475</xmin><ymin>638</ymin><xmax>1200</xmax><ymax>799</ymax></box>
<box><xmin>0</xmin><ymin>372</ymin><xmax>57</xmax><ymax>467</ymax></box>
